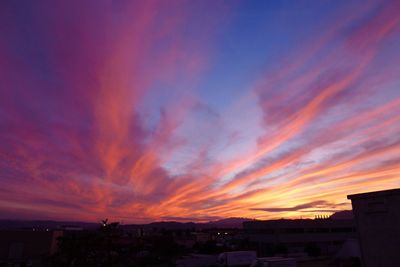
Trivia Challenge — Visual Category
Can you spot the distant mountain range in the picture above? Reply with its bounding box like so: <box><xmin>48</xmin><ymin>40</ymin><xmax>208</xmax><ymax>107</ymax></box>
<box><xmin>203</xmin><ymin>217</ymin><xmax>256</xmax><ymax>228</ymax></box>
<box><xmin>329</xmin><ymin>210</ymin><xmax>354</xmax><ymax>220</ymax></box>
<box><xmin>126</xmin><ymin>217</ymin><xmax>254</xmax><ymax>230</ymax></box>
<box><xmin>0</xmin><ymin>217</ymin><xmax>254</xmax><ymax>230</ymax></box>
<box><xmin>0</xmin><ymin>212</ymin><xmax>352</xmax><ymax>230</ymax></box>
<box><xmin>0</xmin><ymin>219</ymin><xmax>99</xmax><ymax>230</ymax></box>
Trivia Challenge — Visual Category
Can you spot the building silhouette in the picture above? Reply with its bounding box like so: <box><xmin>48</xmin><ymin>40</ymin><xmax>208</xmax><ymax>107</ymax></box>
<box><xmin>0</xmin><ymin>229</ymin><xmax>63</xmax><ymax>266</ymax></box>
<box><xmin>242</xmin><ymin>217</ymin><xmax>356</xmax><ymax>256</ymax></box>
<box><xmin>348</xmin><ymin>188</ymin><xmax>400</xmax><ymax>267</ymax></box>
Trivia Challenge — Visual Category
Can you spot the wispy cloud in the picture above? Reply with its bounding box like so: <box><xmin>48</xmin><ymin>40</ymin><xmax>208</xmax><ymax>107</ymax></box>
<box><xmin>0</xmin><ymin>0</ymin><xmax>399</xmax><ymax>222</ymax></box>
<box><xmin>250</xmin><ymin>200</ymin><xmax>347</xmax><ymax>212</ymax></box>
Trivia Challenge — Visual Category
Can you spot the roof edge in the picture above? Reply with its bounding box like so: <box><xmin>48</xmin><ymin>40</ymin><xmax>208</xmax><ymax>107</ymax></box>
<box><xmin>347</xmin><ymin>188</ymin><xmax>400</xmax><ymax>200</ymax></box>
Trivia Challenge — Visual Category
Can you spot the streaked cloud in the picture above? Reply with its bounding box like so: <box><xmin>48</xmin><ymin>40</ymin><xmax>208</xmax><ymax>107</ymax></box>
<box><xmin>250</xmin><ymin>200</ymin><xmax>347</xmax><ymax>213</ymax></box>
<box><xmin>0</xmin><ymin>0</ymin><xmax>399</xmax><ymax>222</ymax></box>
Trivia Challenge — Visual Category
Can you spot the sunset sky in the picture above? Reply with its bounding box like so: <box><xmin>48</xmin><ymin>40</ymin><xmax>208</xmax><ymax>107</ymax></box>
<box><xmin>1</xmin><ymin>0</ymin><xmax>399</xmax><ymax>223</ymax></box>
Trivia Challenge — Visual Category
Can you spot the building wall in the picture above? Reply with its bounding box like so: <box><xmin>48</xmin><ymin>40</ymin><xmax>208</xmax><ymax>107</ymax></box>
<box><xmin>348</xmin><ymin>189</ymin><xmax>400</xmax><ymax>267</ymax></box>
<box><xmin>0</xmin><ymin>230</ymin><xmax>63</xmax><ymax>261</ymax></box>
<box><xmin>242</xmin><ymin>219</ymin><xmax>356</xmax><ymax>255</ymax></box>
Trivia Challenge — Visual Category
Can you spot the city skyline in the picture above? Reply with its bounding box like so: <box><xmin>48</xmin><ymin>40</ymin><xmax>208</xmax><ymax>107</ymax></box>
<box><xmin>0</xmin><ymin>0</ymin><xmax>399</xmax><ymax>223</ymax></box>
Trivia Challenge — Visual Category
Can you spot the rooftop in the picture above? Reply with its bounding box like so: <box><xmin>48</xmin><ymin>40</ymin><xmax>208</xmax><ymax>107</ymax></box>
<box><xmin>347</xmin><ymin>188</ymin><xmax>400</xmax><ymax>200</ymax></box>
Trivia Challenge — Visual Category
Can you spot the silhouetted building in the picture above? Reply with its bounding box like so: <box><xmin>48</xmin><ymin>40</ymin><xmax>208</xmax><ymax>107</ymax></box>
<box><xmin>242</xmin><ymin>218</ymin><xmax>356</xmax><ymax>256</ymax></box>
<box><xmin>0</xmin><ymin>229</ymin><xmax>63</xmax><ymax>266</ymax></box>
<box><xmin>348</xmin><ymin>188</ymin><xmax>400</xmax><ymax>267</ymax></box>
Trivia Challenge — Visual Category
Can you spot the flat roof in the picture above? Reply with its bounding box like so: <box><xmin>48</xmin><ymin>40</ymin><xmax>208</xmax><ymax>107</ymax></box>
<box><xmin>347</xmin><ymin>188</ymin><xmax>400</xmax><ymax>200</ymax></box>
